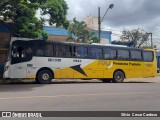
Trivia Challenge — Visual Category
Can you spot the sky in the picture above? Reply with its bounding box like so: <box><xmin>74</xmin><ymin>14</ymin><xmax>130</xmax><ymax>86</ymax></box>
<box><xmin>65</xmin><ymin>0</ymin><xmax>160</xmax><ymax>45</ymax></box>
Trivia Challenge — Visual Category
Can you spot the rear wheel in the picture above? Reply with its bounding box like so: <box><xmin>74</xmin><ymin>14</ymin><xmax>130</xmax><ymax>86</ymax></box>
<box><xmin>36</xmin><ymin>70</ymin><xmax>53</xmax><ymax>84</ymax></box>
<box><xmin>113</xmin><ymin>71</ymin><xmax>125</xmax><ymax>83</ymax></box>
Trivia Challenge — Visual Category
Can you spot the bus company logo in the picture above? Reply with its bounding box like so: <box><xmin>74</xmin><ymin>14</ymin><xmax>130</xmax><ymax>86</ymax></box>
<box><xmin>48</xmin><ymin>58</ymin><xmax>61</xmax><ymax>62</ymax></box>
<box><xmin>2</xmin><ymin>112</ymin><xmax>11</xmax><ymax>117</ymax></box>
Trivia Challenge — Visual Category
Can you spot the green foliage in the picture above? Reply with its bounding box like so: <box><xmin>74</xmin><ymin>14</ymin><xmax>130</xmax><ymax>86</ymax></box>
<box><xmin>0</xmin><ymin>0</ymin><xmax>69</xmax><ymax>39</ymax></box>
<box><xmin>120</xmin><ymin>28</ymin><xmax>150</xmax><ymax>48</ymax></box>
<box><xmin>67</xmin><ymin>18</ymin><xmax>98</xmax><ymax>43</ymax></box>
<box><xmin>41</xmin><ymin>32</ymin><xmax>48</xmax><ymax>41</ymax></box>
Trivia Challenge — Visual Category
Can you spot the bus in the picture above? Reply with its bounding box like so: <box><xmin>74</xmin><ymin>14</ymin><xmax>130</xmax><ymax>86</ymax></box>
<box><xmin>3</xmin><ymin>39</ymin><xmax>157</xmax><ymax>84</ymax></box>
<box><xmin>156</xmin><ymin>51</ymin><xmax>160</xmax><ymax>73</ymax></box>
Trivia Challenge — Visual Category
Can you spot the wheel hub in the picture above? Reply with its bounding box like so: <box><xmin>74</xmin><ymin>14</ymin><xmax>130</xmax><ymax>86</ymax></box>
<box><xmin>116</xmin><ymin>74</ymin><xmax>122</xmax><ymax>80</ymax></box>
<box><xmin>42</xmin><ymin>73</ymin><xmax>49</xmax><ymax>80</ymax></box>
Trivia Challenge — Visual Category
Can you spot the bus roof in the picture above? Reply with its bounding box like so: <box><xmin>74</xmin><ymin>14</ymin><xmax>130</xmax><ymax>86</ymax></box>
<box><xmin>11</xmin><ymin>39</ymin><xmax>147</xmax><ymax>51</ymax></box>
<box><xmin>91</xmin><ymin>43</ymin><xmax>127</xmax><ymax>47</ymax></box>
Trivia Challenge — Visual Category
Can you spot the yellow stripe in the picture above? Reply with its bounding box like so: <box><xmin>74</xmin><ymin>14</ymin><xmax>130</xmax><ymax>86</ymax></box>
<box><xmin>26</xmin><ymin>75</ymin><xmax>36</xmax><ymax>79</ymax></box>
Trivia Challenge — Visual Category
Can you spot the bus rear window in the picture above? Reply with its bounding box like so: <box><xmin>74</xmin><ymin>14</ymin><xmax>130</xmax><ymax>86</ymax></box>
<box><xmin>143</xmin><ymin>51</ymin><xmax>154</xmax><ymax>62</ymax></box>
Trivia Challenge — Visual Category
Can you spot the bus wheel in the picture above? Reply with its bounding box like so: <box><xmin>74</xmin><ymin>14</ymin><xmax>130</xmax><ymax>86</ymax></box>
<box><xmin>113</xmin><ymin>71</ymin><xmax>124</xmax><ymax>83</ymax></box>
<box><xmin>101</xmin><ymin>79</ymin><xmax>112</xmax><ymax>83</ymax></box>
<box><xmin>36</xmin><ymin>70</ymin><xmax>53</xmax><ymax>84</ymax></box>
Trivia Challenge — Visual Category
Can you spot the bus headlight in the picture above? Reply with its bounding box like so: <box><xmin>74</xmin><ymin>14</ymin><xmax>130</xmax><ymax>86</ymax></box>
<box><xmin>4</xmin><ymin>66</ymin><xmax>9</xmax><ymax>72</ymax></box>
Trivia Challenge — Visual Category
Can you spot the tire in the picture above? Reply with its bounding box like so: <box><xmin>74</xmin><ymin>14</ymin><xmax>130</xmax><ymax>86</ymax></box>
<box><xmin>113</xmin><ymin>70</ymin><xmax>125</xmax><ymax>83</ymax></box>
<box><xmin>101</xmin><ymin>79</ymin><xmax>112</xmax><ymax>83</ymax></box>
<box><xmin>36</xmin><ymin>70</ymin><xmax>53</xmax><ymax>84</ymax></box>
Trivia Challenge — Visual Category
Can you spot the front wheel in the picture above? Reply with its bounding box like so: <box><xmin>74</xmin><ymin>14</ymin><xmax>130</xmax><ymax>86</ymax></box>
<box><xmin>112</xmin><ymin>71</ymin><xmax>125</xmax><ymax>83</ymax></box>
<box><xmin>36</xmin><ymin>70</ymin><xmax>53</xmax><ymax>84</ymax></box>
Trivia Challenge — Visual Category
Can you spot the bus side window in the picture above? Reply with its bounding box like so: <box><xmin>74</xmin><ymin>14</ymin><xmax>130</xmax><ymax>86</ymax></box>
<box><xmin>25</xmin><ymin>47</ymin><xmax>32</xmax><ymax>54</ymax></box>
<box><xmin>46</xmin><ymin>44</ymin><xmax>54</xmax><ymax>57</ymax></box>
<box><xmin>117</xmin><ymin>49</ymin><xmax>129</xmax><ymax>60</ymax></box>
<box><xmin>143</xmin><ymin>51</ymin><xmax>154</xmax><ymax>62</ymax></box>
<box><xmin>36</xmin><ymin>49</ymin><xmax>43</xmax><ymax>56</ymax></box>
<box><xmin>64</xmin><ymin>45</ymin><xmax>71</xmax><ymax>58</ymax></box>
<box><xmin>104</xmin><ymin>48</ymin><xmax>116</xmax><ymax>59</ymax></box>
<box><xmin>35</xmin><ymin>44</ymin><xmax>44</xmax><ymax>56</ymax></box>
<box><xmin>56</xmin><ymin>44</ymin><xmax>71</xmax><ymax>58</ymax></box>
<box><xmin>90</xmin><ymin>47</ymin><xmax>103</xmax><ymax>59</ymax></box>
<box><xmin>130</xmin><ymin>50</ymin><xmax>142</xmax><ymax>61</ymax></box>
<box><xmin>73</xmin><ymin>46</ymin><xmax>88</xmax><ymax>58</ymax></box>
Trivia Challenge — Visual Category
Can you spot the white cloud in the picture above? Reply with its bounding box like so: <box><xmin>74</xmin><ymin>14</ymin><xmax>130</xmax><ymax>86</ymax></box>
<box><xmin>65</xmin><ymin>0</ymin><xmax>160</xmax><ymax>42</ymax></box>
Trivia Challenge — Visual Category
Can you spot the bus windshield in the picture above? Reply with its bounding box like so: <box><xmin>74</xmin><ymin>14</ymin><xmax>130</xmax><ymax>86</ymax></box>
<box><xmin>11</xmin><ymin>43</ymin><xmax>33</xmax><ymax>64</ymax></box>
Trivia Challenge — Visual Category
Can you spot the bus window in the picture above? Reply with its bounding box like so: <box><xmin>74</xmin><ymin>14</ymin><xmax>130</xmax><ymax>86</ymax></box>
<box><xmin>35</xmin><ymin>43</ymin><xmax>44</xmax><ymax>56</ymax></box>
<box><xmin>11</xmin><ymin>45</ymin><xmax>32</xmax><ymax>64</ymax></box>
<box><xmin>12</xmin><ymin>46</ymin><xmax>26</xmax><ymax>58</ymax></box>
<box><xmin>143</xmin><ymin>51</ymin><xmax>153</xmax><ymax>62</ymax></box>
<box><xmin>130</xmin><ymin>50</ymin><xmax>142</xmax><ymax>61</ymax></box>
<box><xmin>117</xmin><ymin>49</ymin><xmax>129</xmax><ymax>60</ymax></box>
<box><xmin>45</xmin><ymin>44</ymin><xmax>54</xmax><ymax>57</ymax></box>
<box><xmin>90</xmin><ymin>48</ymin><xmax>103</xmax><ymax>59</ymax></box>
<box><xmin>56</xmin><ymin>45</ymin><xmax>71</xmax><ymax>58</ymax></box>
<box><xmin>73</xmin><ymin>46</ymin><xmax>88</xmax><ymax>58</ymax></box>
<box><xmin>104</xmin><ymin>48</ymin><xmax>116</xmax><ymax>59</ymax></box>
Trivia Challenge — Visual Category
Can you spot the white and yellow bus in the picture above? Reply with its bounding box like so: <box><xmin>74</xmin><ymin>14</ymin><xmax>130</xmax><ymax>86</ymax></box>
<box><xmin>3</xmin><ymin>39</ymin><xmax>157</xmax><ymax>84</ymax></box>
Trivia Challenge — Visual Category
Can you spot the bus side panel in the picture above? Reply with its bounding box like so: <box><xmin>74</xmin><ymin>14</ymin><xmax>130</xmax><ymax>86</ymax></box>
<box><xmin>107</xmin><ymin>60</ymin><xmax>130</xmax><ymax>78</ymax></box>
<box><xmin>82</xmin><ymin>60</ymin><xmax>105</xmax><ymax>79</ymax></box>
<box><xmin>127</xmin><ymin>61</ymin><xmax>143</xmax><ymax>78</ymax></box>
<box><xmin>102</xmin><ymin>60</ymin><xmax>144</xmax><ymax>79</ymax></box>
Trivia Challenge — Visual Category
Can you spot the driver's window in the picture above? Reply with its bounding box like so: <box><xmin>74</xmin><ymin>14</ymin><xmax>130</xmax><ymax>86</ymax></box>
<box><xmin>12</xmin><ymin>46</ymin><xmax>26</xmax><ymax>58</ymax></box>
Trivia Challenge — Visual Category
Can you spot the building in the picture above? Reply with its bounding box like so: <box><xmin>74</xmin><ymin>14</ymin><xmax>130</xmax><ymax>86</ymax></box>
<box><xmin>0</xmin><ymin>21</ymin><xmax>11</xmax><ymax>63</ymax></box>
<box><xmin>82</xmin><ymin>16</ymin><xmax>98</xmax><ymax>30</ymax></box>
<box><xmin>0</xmin><ymin>21</ymin><xmax>11</xmax><ymax>78</ymax></box>
<box><xmin>82</xmin><ymin>16</ymin><xmax>112</xmax><ymax>44</ymax></box>
<box><xmin>43</xmin><ymin>26</ymin><xmax>112</xmax><ymax>44</ymax></box>
<box><xmin>43</xmin><ymin>26</ymin><xmax>69</xmax><ymax>42</ymax></box>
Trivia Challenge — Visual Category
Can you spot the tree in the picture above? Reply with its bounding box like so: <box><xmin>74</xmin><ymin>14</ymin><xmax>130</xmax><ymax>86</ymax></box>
<box><xmin>82</xmin><ymin>31</ymin><xmax>99</xmax><ymax>43</ymax></box>
<box><xmin>0</xmin><ymin>0</ymin><xmax>69</xmax><ymax>39</ymax></box>
<box><xmin>67</xmin><ymin>18</ymin><xmax>98</xmax><ymax>43</ymax></box>
<box><xmin>119</xmin><ymin>28</ymin><xmax>150</xmax><ymax>48</ymax></box>
<box><xmin>67</xmin><ymin>18</ymin><xmax>87</xmax><ymax>42</ymax></box>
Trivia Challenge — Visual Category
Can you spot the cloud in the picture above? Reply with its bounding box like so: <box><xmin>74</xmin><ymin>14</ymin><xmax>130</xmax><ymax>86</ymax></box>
<box><xmin>66</xmin><ymin>0</ymin><xmax>160</xmax><ymax>41</ymax></box>
<box><xmin>66</xmin><ymin>0</ymin><xmax>160</xmax><ymax>23</ymax></box>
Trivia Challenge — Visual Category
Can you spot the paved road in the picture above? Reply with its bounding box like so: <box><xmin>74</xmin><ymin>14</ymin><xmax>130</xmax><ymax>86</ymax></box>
<box><xmin>0</xmin><ymin>76</ymin><xmax>160</xmax><ymax>120</ymax></box>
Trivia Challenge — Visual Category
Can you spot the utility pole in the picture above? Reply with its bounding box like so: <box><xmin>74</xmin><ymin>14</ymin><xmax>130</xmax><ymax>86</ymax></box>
<box><xmin>146</xmin><ymin>32</ymin><xmax>153</xmax><ymax>48</ymax></box>
<box><xmin>98</xmin><ymin>7</ymin><xmax>101</xmax><ymax>43</ymax></box>
<box><xmin>98</xmin><ymin>4</ymin><xmax>114</xmax><ymax>43</ymax></box>
<box><xmin>150</xmin><ymin>32</ymin><xmax>153</xmax><ymax>48</ymax></box>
